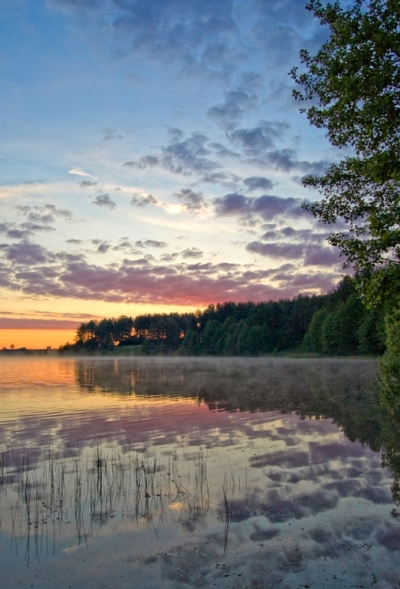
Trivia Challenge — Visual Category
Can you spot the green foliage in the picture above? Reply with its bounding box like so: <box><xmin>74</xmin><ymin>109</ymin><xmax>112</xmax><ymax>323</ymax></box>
<box><xmin>302</xmin><ymin>277</ymin><xmax>384</xmax><ymax>355</ymax></box>
<box><xmin>291</xmin><ymin>0</ymin><xmax>400</xmax><ymax>304</ymax></box>
<box><xmin>303</xmin><ymin>308</ymin><xmax>329</xmax><ymax>352</ymax></box>
<box><xmin>379</xmin><ymin>309</ymin><xmax>400</xmax><ymax>410</ymax></box>
<box><xmin>358</xmin><ymin>309</ymin><xmax>386</xmax><ymax>354</ymax></box>
<box><xmin>321</xmin><ymin>294</ymin><xmax>365</xmax><ymax>355</ymax></box>
<box><xmin>62</xmin><ymin>278</ymin><xmax>385</xmax><ymax>358</ymax></box>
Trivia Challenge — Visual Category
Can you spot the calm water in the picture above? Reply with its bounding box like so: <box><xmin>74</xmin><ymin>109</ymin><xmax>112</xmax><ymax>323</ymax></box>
<box><xmin>1</xmin><ymin>356</ymin><xmax>400</xmax><ymax>589</ymax></box>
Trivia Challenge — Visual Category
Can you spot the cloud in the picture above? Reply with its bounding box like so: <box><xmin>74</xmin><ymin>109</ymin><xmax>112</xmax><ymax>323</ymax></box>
<box><xmin>79</xmin><ymin>180</ymin><xmax>98</xmax><ymax>187</ymax></box>
<box><xmin>20</xmin><ymin>222</ymin><xmax>55</xmax><ymax>233</ymax></box>
<box><xmin>3</xmin><ymin>241</ymin><xmax>49</xmax><ymax>264</ymax></box>
<box><xmin>228</xmin><ymin>121</ymin><xmax>290</xmax><ymax>153</ymax></box>
<box><xmin>198</xmin><ymin>171</ymin><xmax>240</xmax><ymax>187</ymax></box>
<box><xmin>208</xmin><ymin>143</ymin><xmax>240</xmax><ymax>159</ymax></box>
<box><xmin>66</xmin><ymin>239</ymin><xmax>82</xmax><ymax>244</ymax></box>
<box><xmin>124</xmin><ymin>155</ymin><xmax>160</xmax><ymax>169</ymax></box>
<box><xmin>0</xmin><ymin>317</ymin><xmax>84</xmax><ymax>330</ymax></box>
<box><xmin>180</xmin><ymin>247</ymin><xmax>203</xmax><ymax>259</ymax></box>
<box><xmin>261</xmin><ymin>226</ymin><xmax>330</xmax><ymax>245</ymax></box>
<box><xmin>68</xmin><ymin>168</ymin><xmax>94</xmax><ymax>178</ymax></box>
<box><xmin>17</xmin><ymin>204</ymin><xmax>73</xmax><ymax>221</ymax></box>
<box><xmin>0</xmin><ymin>238</ymin><xmax>344</xmax><ymax>304</ymax></box>
<box><xmin>246</xmin><ymin>240</ymin><xmax>341</xmax><ymax>267</ymax></box>
<box><xmin>0</xmin><ymin>223</ymin><xmax>32</xmax><ymax>240</ymax></box>
<box><xmin>304</xmin><ymin>247</ymin><xmax>342</xmax><ymax>267</ymax></box>
<box><xmin>174</xmin><ymin>188</ymin><xmax>207</xmax><ymax>213</ymax></box>
<box><xmin>103</xmin><ymin>127</ymin><xmax>124</xmax><ymax>141</ymax></box>
<box><xmin>207</xmin><ymin>90</ymin><xmax>257</xmax><ymax>129</ymax></box>
<box><xmin>135</xmin><ymin>239</ymin><xmax>167</xmax><ymax>249</ymax></box>
<box><xmin>0</xmin><ymin>214</ymin><xmax>63</xmax><ymax>239</ymax></box>
<box><xmin>161</xmin><ymin>131</ymin><xmax>219</xmax><ymax>175</ymax></box>
<box><xmin>93</xmin><ymin>194</ymin><xmax>116</xmax><ymax>209</ymax></box>
<box><xmin>214</xmin><ymin>193</ymin><xmax>304</xmax><ymax>222</ymax></box>
<box><xmin>130</xmin><ymin>193</ymin><xmax>158</xmax><ymax>207</ymax></box>
<box><xmin>98</xmin><ymin>0</ymin><xmax>238</xmax><ymax>73</ymax></box>
<box><xmin>91</xmin><ymin>240</ymin><xmax>111</xmax><ymax>253</ymax></box>
<box><xmin>124</xmin><ymin>131</ymin><xmax>220</xmax><ymax>177</ymax></box>
<box><xmin>260</xmin><ymin>149</ymin><xmax>330</xmax><ymax>174</ymax></box>
<box><xmin>49</xmin><ymin>0</ymin><xmax>103</xmax><ymax>13</ymax></box>
<box><xmin>223</xmin><ymin>122</ymin><xmax>330</xmax><ymax>174</ymax></box>
<box><xmin>243</xmin><ymin>176</ymin><xmax>274</xmax><ymax>192</ymax></box>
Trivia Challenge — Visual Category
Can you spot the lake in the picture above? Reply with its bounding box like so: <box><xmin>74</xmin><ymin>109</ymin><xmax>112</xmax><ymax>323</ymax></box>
<box><xmin>1</xmin><ymin>356</ymin><xmax>400</xmax><ymax>588</ymax></box>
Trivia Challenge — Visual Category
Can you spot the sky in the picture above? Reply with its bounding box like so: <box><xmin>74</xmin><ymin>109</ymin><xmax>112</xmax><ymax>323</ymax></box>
<box><xmin>0</xmin><ymin>0</ymin><xmax>346</xmax><ymax>348</ymax></box>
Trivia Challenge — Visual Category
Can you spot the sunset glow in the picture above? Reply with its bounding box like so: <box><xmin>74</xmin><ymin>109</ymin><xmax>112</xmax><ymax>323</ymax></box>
<box><xmin>0</xmin><ymin>1</ymin><xmax>342</xmax><ymax>347</ymax></box>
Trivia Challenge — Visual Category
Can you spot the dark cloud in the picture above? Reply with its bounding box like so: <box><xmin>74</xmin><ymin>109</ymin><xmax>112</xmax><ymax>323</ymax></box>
<box><xmin>214</xmin><ymin>192</ymin><xmax>248</xmax><ymax>216</ymax></box>
<box><xmin>238</xmin><ymin>71</ymin><xmax>262</xmax><ymax>90</ymax></box>
<box><xmin>79</xmin><ymin>180</ymin><xmax>98</xmax><ymax>187</ymax></box>
<box><xmin>228</xmin><ymin>121</ymin><xmax>290</xmax><ymax>153</ymax></box>
<box><xmin>130</xmin><ymin>193</ymin><xmax>158</xmax><ymax>207</ymax></box>
<box><xmin>93</xmin><ymin>194</ymin><xmax>116</xmax><ymax>209</ymax></box>
<box><xmin>161</xmin><ymin>132</ymin><xmax>219</xmax><ymax>175</ymax></box>
<box><xmin>224</xmin><ymin>123</ymin><xmax>330</xmax><ymax>174</ymax></box>
<box><xmin>0</xmin><ymin>246</ymin><xmax>288</xmax><ymax>304</ymax></box>
<box><xmin>17</xmin><ymin>204</ymin><xmax>73</xmax><ymax>221</ymax></box>
<box><xmin>3</xmin><ymin>241</ymin><xmax>49</xmax><ymax>265</ymax></box>
<box><xmin>208</xmin><ymin>143</ymin><xmax>240</xmax><ymax>159</ymax></box>
<box><xmin>20</xmin><ymin>222</ymin><xmax>55</xmax><ymax>233</ymax></box>
<box><xmin>134</xmin><ymin>240</ymin><xmax>167</xmax><ymax>248</ymax></box>
<box><xmin>25</xmin><ymin>212</ymin><xmax>55</xmax><ymax>224</ymax></box>
<box><xmin>49</xmin><ymin>0</ymin><xmax>103</xmax><ymax>12</ymax></box>
<box><xmin>261</xmin><ymin>227</ymin><xmax>330</xmax><ymax>244</ymax></box>
<box><xmin>198</xmin><ymin>171</ymin><xmax>240</xmax><ymax>187</ymax></box>
<box><xmin>243</xmin><ymin>176</ymin><xmax>274</xmax><ymax>192</ymax></box>
<box><xmin>0</xmin><ymin>220</ymin><xmax>55</xmax><ymax>240</ymax></box>
<box><xmin>214</xmin><ymin>193</ymin><xmax>304</xmax><ymax>222</ymax></box>
<box><xmin>124</xmin><ymin>155</ymin><xmax>160</xmax><ymax>169</ymax></box>
<box><xmin>92</xmin><ymin>240</ymin><xmax>111</xmax><ymax>254</ymax></box>
<box><xmin>0</xmin><ymin>223</ymin><xmax>31</xmax><ymax>240</ymax></box>
<box><xmin>246</xmin><ymin>241</ymin><xmax>305</xmax><ymax>260</ymax></box>
<box><xmin>104</xmin><ymin>0</ymin><xmax>238</xmax><ymax>73</ymax></box>
<box><xmin>49</xmin><ymin>0</ymin><xmax>322</xmax><ymax>81</ymax></box>
<box><xmin>180</xmin><ymin>247</ymin><xmax>203</xmax><ymax>259</ymax></box>
<box><xmin>207</xmin><ymin>90</ymin><xmax>257</xmax><ymax>129</ymax></box>
<box><xmin>112</xmin><ymin>240</ymin><xmax>142</xmax><ymax>255</ymax></box>
<box><xmin>0</xmin><ymin>317</ymin><xmax>84</xmax><ymax>330</ymax></box>
<box><xmin>246</xmin><ymin>240</ymin><xmax>341</xmax><ymax>267</ymax></box>
<box><xmin>174</xmin><ymin>188</ymin><xmax>207</xmax><ymax>212</ymax></box>
<box><xmin>304</xmin><ymin>247</ymin><xmax>342</xmax><ymax>267</ymax></box>
<box><xmin>66</xmin><ymin>239</ymin><xmax>82</xmax><ymax>244</ymax></box>
<box><xmin>103</xmin><ymin>127</ymin><xmax>124</xmax><ymax>141</ymax></box>
<box><xmin>262</xmin><ymin>149</ymin><xmax>330</xmax><ymax>174</ymax></box>
<box><xmin>125</xmin><ymin>131</ymin><xmax>220</xmax><ymax>176</ymax></box>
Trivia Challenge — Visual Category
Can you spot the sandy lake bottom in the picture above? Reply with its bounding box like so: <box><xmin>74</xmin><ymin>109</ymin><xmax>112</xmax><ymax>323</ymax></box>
<box><xmin>1</xmin><ymin>356</ymin><xmax>400</xmax><ymax>589</ymax></box>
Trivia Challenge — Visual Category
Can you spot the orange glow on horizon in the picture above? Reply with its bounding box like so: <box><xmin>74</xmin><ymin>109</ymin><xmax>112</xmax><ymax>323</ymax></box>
<box><xmin>0</xmin><ymin>329</ymin><xmax>77</xmax><ymax>349</ymax></box>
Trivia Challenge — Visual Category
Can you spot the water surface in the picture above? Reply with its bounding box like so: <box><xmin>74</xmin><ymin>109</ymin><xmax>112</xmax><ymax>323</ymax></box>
<box><xmin>1</xmin><ymin>357</ymin><xmax>400</xmax><ymax>588</ymax></box>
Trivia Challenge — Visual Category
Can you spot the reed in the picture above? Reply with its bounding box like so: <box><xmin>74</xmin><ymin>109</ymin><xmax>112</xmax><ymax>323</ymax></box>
<box><xmin>0</xmin><ymin>443</ymin><xmax>241</xmax><ymax>561</ymax></box>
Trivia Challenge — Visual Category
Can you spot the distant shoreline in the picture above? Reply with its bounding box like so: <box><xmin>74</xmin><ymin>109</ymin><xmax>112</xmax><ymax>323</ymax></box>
<box><xmin>0</xmin><ymin>346</ymin><xmax>380</xmax><ymax>360</ymax></box>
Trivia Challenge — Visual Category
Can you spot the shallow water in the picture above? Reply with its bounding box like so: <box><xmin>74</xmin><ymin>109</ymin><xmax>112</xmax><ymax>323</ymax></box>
<box><xmin>1</xmin><ymin>356</ymin><xmax>400</xmax><ymax>588</ymax></box>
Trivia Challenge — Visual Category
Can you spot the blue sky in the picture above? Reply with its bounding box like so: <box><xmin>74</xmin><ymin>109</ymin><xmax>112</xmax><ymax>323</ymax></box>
<box><xmin>0</xmin><ymin>0</ymin><xmax>346</xmax><ymax>339</ymax></box>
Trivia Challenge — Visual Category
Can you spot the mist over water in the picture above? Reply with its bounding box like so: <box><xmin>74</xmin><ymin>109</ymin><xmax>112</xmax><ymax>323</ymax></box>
<box><xmin>1</xmin><ymin>357</ymin><xmax>400</xmax><ymax>588</ymax></box>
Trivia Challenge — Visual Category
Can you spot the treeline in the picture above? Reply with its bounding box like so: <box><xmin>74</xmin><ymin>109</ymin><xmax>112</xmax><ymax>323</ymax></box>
<box><xmin>60</xmin><ymin>276</ymin><xmax>385</xmax><ymax>356</ymax></box>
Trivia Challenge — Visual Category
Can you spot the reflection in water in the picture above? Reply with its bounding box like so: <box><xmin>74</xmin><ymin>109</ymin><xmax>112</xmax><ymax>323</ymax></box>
<box><xmin>75</xmin><ymin>357</ymin><xmax>400</xmax><ymax>501</ymax></box>
<box><xmin>1</xmin><ymin>357</ymin><xmax>400</xmax><ymax>588</ymax></box>
<box><xmin>1</xmin><ymin>445</ymin><xmax>212</xmax><ymax>564</ymax></box>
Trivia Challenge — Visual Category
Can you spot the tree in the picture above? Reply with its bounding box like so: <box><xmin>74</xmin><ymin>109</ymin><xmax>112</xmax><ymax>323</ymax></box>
<box><xmin>291</xmin><ymin>0</ymin><xmax>400</xmax><ymax>304</ymax></box>
<box><xmin>379</xmin><ymin>309</ymin><xmax>400</xmax><ymax>409</ymax></box>
<box><xmin>303</xmin><ymin>308</ymin><xmax>329</xmax><ymax>352</ymax></box>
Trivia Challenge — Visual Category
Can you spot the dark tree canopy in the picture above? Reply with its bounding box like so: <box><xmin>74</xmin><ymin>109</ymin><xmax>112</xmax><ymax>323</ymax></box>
<box><xmin>291</xmin><ymin>0</ymin><xmax>400</xmax><ymax>305</ymax></box>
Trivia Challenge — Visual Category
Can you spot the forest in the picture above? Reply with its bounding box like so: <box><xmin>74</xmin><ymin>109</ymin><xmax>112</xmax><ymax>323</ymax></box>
<box><xmin>59</xmin><ymin>276</ymin><xmax>385</xmax><ymax>357</ymax></box>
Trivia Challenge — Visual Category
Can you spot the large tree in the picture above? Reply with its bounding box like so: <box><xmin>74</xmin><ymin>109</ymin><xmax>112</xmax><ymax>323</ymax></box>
<box><xmin>291</xmin><ymin>0</ymin><xmax>400</xmax><ymax>305</ymax></box>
